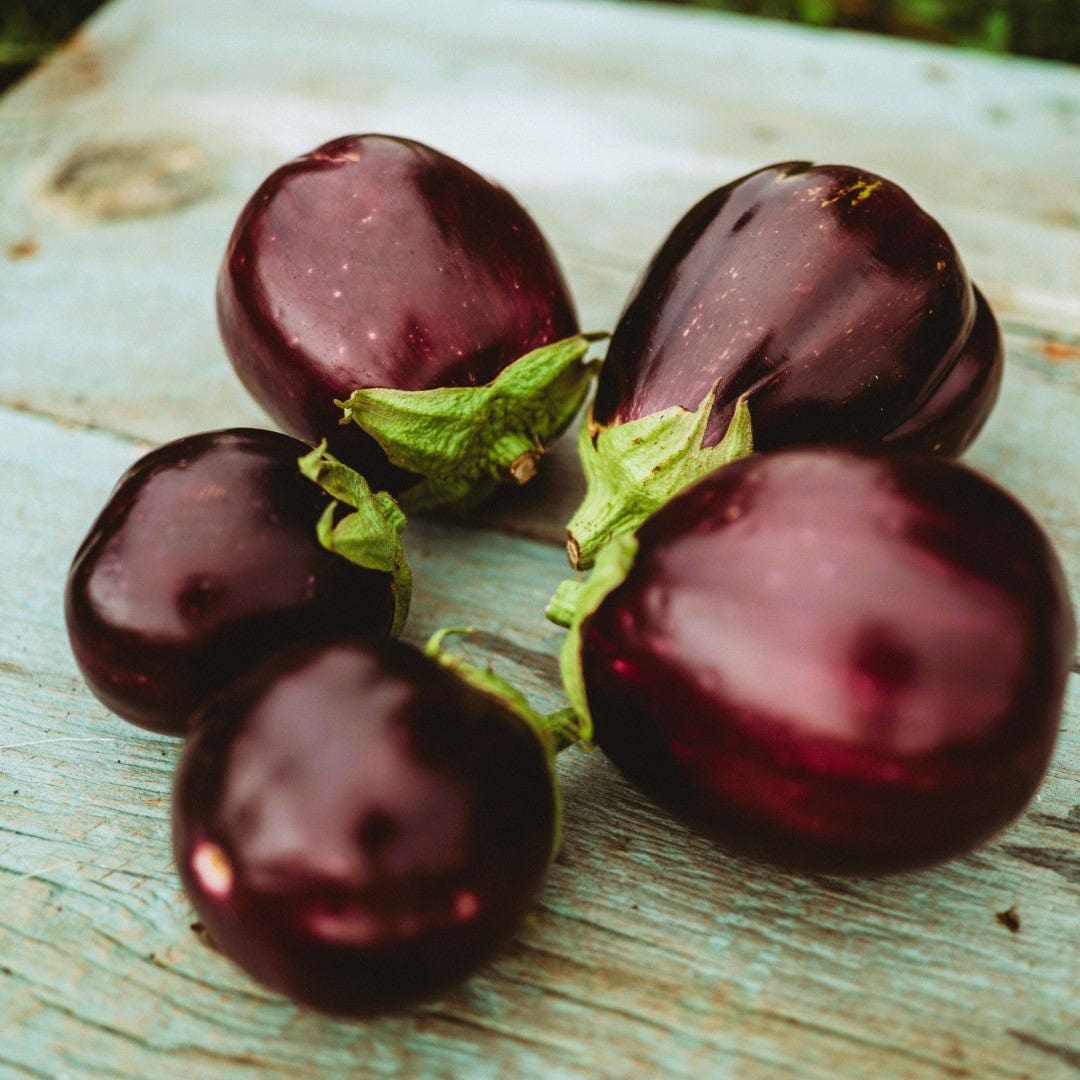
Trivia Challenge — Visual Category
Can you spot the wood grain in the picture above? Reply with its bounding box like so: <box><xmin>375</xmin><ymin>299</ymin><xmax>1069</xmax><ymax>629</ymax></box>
<box><xmin>1</xmin><ymin>0</ymin><xmax>1077</xmax><ymax>1076</ymax></box>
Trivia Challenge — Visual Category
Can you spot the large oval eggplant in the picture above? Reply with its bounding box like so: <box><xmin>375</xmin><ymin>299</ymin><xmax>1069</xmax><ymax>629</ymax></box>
<box><xmin>563</xmin><ymin>445</ymin><xmax>1074</xmax><ymax>874</ymax></box>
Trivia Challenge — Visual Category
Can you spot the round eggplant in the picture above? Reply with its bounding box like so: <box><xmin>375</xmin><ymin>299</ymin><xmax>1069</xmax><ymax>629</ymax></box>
<box><xmin>173</xmin><ymin>635</ymin><xmax>559</xmax><ymax>1016</ymax></box>
<box><xmin>560</xmin><ymin>445</ymin><xmax>1074</xmax><ymax>874</ymax></box>
<box><xmin>65</xmin><ymin>429</ymin><xmax>409</xmax><ymax>735</ymax></box>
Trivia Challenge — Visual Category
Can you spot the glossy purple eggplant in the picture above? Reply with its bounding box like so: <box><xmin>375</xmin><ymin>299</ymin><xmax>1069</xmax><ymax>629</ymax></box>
<box><xmin>567</xmin><ymin>162</ymin><xmax>1003</xmax><ymax>568</ymax></box>
<box><xmin>597</xmin><ymin>161</ymin><xmax>1002</xmax><ymax>452</ymax></box>
<box><xmin>172</xmin><ymin>636</ymin><xmax>558</xmax><ymax>1016</ymax></box>
<box><xmin>217</xmin><ymin>134</ymin><xmax>588</xmax><ymax>507</ymax></box>
<box><xmin>563</xmin><ymin>445</ymin><xmax>1075</xmax><ymax>874</ymax></box>
<box><xmin>65</xmin><ymin>429</ymin><xmax>405</xmax><ymax>736</ymax></box>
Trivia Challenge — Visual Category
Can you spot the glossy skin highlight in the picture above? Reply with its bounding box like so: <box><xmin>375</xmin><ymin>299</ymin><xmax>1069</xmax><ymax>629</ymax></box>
<box><xmin>217</xmin><ymin>134</ymin><xmax>579</xmax><ymax>488</ymax></box>
<box><xmin>173</xmin><ymin>637</ymin><xmax>557</xmax><ymax>1016</ymax></box>
<box><xmin>580</xmin><ymin>446</ymin><xmax>1075</xmax><ymax>874</ymax></box>
<box><xmin>593</xmin><ymin>162</ymin><xmax>1002</xmax><ymax>456</ymax></box>
<box><xmin>65</xmin><ymin>429</ymin><xmax>395</xmax><ymax>735</ymax></box>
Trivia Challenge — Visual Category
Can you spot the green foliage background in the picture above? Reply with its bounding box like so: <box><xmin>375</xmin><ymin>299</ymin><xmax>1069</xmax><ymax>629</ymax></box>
<box><xmin>651</xmin><ymin>0</ymin><xmax>1079</xmax><ymax>63</ymax></box>
<box><xmin>1</xmin><ymin>1</ymin><xmax>103</xmax><ymax>87</ymax></box>
<box><xmin>1</xmin><ymin>0</ymin><xmax>1077</xmax><ymax>93</ymax></box>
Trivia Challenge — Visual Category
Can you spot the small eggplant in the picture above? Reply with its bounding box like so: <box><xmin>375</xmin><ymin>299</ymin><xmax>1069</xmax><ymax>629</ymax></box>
<box><xmin>567</xmin><ymin>162</ymin><xmax>1003</xmax><ymax>568</ymax></box>
<box><xmin>173</xmin><ymin>634</ymin><xmax>573</xmax><ymax>1016</ymax></box>
<box><xmin>217</xmin><ymin>134</ymin><xmax>595</xmax><ymax>510</ymax></box>
<box><xmin>556</xmin><ymin>445</ymin><xmax>1074</xmax><ymax>874</ymax></box>
<box><xmin>65</xmin><ymin>429</ymin><xmax>409</xmax><ymax>735</ymax></box>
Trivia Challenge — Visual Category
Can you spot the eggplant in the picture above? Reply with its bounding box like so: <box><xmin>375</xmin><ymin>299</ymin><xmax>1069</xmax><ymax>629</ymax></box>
<box><xmin>557</xmin><ymin>445</ymin><xmax>1074</xmax><ymax>874</ymax></box>
<box><xmin>217</xmin><ymin>134</ymin><xmax>595</xmax><ymax>510</ymax></box>
<box><xmin>65</xmin><ymin>429</ymin><xmax>409</xmax><ymax>735</ymax></box>
<box><xmin>567</xmin><ymin>162</ymin><xmax>1003</xmax><ymax>568</ymax></box>
<box><xmin>173</xmin><ymin>634</ymin><xmax>568</xmax><ymax>1015</ymax></box>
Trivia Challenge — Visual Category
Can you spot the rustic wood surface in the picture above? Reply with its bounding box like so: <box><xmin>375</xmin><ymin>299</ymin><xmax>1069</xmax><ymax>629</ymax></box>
<box><xmin>1</xmin><ymin>1</ymin><xmax>1077</xmax><ymax>1076</ymax></box>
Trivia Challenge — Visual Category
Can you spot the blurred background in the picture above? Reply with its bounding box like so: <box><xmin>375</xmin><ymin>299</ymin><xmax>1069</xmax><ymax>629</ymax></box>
<box><xmin>647</xmin><ymin>0</ymin><xmax>1079</xmax><ymax>62</ymax></box>
<box><xmin>2</xmin><ymin>0</ymin><xmax>1077</xmax><ymax>94</ymax></box>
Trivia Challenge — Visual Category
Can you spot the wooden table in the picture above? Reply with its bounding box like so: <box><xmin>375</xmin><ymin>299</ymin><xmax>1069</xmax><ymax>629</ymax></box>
<box><xmin>1</xmin><ymin>1</ymin><xmax>1078</xmax><ymax>1076</ymax></box>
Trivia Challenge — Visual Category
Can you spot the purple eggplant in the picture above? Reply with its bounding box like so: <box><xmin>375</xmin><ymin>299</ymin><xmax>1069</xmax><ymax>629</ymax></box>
<box><xmin>65</xmin><ymin>429</ymin><xmax>409</xmax><ymax>735</ymax></box>
<box><xmin>217</xmin><ymin>134</ymin><xmax>594</xmax><ymax>510</ymax></box>
<box><xmin>567</xmin><ymin>162</ymin><xmax>1003</xmax><ymax>568</ymax></box>
<box><xmin>173</xmin><ymin>635</ymin><xmax>563</xmax><ymax>1016</ymax></box>
<box><xmin>558</xmin><ymin>445</ymin><xmax>1074</xmax><ymax>874</ymax></box>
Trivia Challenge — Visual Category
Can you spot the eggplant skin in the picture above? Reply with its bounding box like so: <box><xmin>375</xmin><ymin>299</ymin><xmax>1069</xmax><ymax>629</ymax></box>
<box><xmin>581</xmin><ymin>445</ymin><xmax>1075</xmax><ymax>874</ymax></box>
<box><xmin>592</xmin><ymin>162</ymin><xmax>1002</xmax><ymax>456</ymax></box>
<box><xmin>882</xmin><ymin>286</ymin><xmax>1002</xmax><ymax>455</ymax></box>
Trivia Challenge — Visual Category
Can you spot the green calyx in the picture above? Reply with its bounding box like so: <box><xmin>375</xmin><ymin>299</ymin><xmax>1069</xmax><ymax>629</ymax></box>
<box><xmin>425</xmin><ymin>627</ymin><xmax>588</xmax><ymax>758</ymax></box>
<box><xmin>550</xmin><ymin>531</ymin><xmax>640</xmax><ymax>742</ymax></box>
<box><xmin>565</xmin><ymin>387</ymin><xmax>754</xmax><ymax>570</ymax></box>
<box><xmin>336</xmin><ymin>333</ymin><xmax>603</xmax><ymax>513</ymax></box>
<box><xmin>298</xmin><ymin>442</ymin><xmax>412</xmax><ymax>637</ymax></box>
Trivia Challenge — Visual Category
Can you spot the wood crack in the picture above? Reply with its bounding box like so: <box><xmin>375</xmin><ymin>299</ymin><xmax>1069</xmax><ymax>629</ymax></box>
<box><xmin>1000</xmin><ymin>844</ymin><xmax>1080</xmax><ymax>886</ymax></box>
<box><xmin>1007</xmin><ymin>1030</ymin><xmax>1080</xmax><ymax>1072</ymax></box>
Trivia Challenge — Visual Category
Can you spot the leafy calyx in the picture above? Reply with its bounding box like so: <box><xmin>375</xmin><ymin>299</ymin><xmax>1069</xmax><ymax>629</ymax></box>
<box><xmin>337</xmin><ymin>333</ymin><xmax>604</xmax><ymax>513</ymax></box>
<box><xmin>298</xmin><ymin>443</ymin><xmax>412</xmax><ymax>636</ymax></box>
<box><xmin>565</xmin><ymin>387</ymin><xmax>754</xmax><ymax>570</ymax></box>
